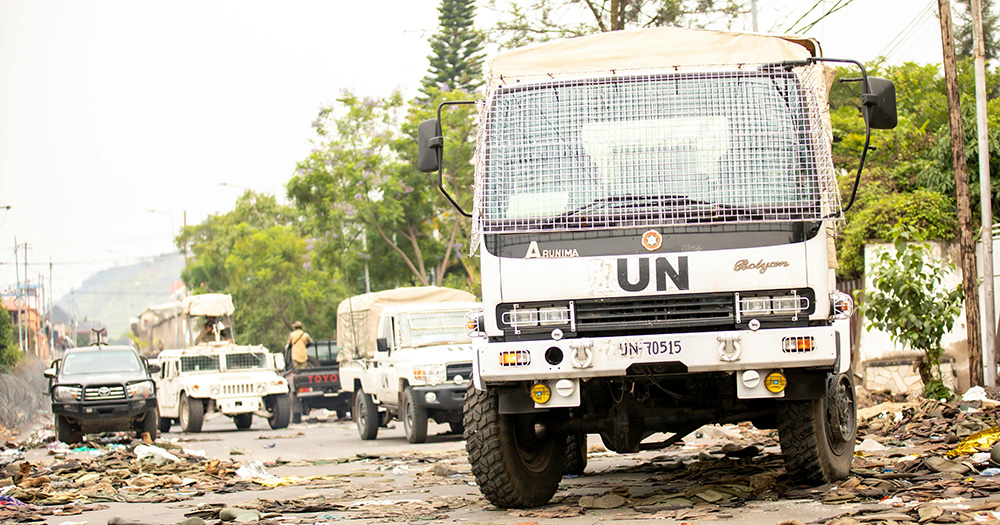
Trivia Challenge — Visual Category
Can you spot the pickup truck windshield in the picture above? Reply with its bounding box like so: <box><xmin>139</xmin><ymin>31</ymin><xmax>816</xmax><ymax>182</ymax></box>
<box><xmin>401</xmin><ymin>310</ymin><xmax>473</xmax><ymax>348</ymax></box>
<box><xmin>481</xmin><ymin>66</ymin><xmax>836</xmax><ymax>233</ymax></box>
<box><xmin>62</xmin><ymin>349</ymin><xmax>142</xmax><ymax>374</ymax></box>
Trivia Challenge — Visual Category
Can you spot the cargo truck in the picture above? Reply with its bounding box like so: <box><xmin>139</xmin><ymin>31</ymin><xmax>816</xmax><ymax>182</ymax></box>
<box><xmin>417</xmin><ymin>27</ymin><xmax>897</xmax><ymax>507</ymax></box>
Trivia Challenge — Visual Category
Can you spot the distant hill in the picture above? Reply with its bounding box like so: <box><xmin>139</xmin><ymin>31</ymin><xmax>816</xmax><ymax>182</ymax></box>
<box><xmin>55</xmin><ymin>253</ymin><xmax>185</xmax><ymax>339</ymax></box>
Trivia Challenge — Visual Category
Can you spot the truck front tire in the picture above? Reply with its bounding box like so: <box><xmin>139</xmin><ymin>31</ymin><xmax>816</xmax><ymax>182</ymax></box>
<box><xmin>157</xmin><ymin>415</ymin><xmax>172</xmax><ymax>433</ymax></box>
<box><xmin>564</xmin><ymin>432</ymin><xmax>588</xmax><ymax>475</ymax></box>
<box><xmin>402</xmin><ymin>387</ymin><xmax>429</xmax><ymax>444</ymax></box>
<box><xmin>354</xmin><ymin>390</ymin><xmax>379</xmax><ymax>440</ymax></box>
<box><xmin>267</xmin><ymin>395</ymin><xmax>291</xmax><ymax>429</ymax></box>
<box><xmin>235</xmin><ymin>413</ymin><xmax>253</xmax><ymax>430</ymax></box>
<box><xmin>778</xmin><ymin>372</ymin><xmax>856</xmax><ymax>484</ymax></box>
<box><xmin>138</xmin><ymin>408</ymin><xmax>159</xmax><ymax>440</ymax></box>
<box><xmin>55</xmin><ymin>415</ymin><xmax>82</xmax><ymax>444</ymax></box>
<box><xmin>465</xmin><ymin>386</ymin><xmax>566</xmax><ymax>508</ymax></box>
<box><xmin>179</xmin><ymin>394</ymin><xmax>204</xmax><ymax>433</ymax></box>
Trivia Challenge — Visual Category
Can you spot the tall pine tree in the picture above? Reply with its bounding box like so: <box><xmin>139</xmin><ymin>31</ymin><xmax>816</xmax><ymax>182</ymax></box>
<box><xmin>955</xmin><ymin>0</ymin><xmax>999</xmax><ymax>60</ymax></box>
<box><xmin>420</xmin><ymin>0</ymin><xmax>485</xmax><ymax>96</ymax></box>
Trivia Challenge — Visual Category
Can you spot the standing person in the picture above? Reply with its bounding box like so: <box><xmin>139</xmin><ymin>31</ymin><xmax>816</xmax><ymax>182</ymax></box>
<box><xmin>287</xmin><ymin>321</ymin><xmax>313</xmax><ymax>369</ymax></box>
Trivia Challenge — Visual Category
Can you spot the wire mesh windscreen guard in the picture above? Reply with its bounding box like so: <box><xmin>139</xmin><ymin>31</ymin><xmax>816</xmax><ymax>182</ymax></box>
<box><xmin>398</xmin><ymin>310</ymin><xmax>473</xmax><ymax>348</ymax></box>
<box><xmin>472</xmin><ymin>63</ymin><xmax>838</xmax><ymax>241</ymax></box>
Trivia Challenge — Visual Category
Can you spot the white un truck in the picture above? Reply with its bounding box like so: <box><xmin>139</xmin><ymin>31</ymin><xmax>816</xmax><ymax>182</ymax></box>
<box><xmin>417</xmin><ymin>27</ymin><xmax>897</xmax><ymax>507</ymax></box>
<box><xmin>337</xmin><ymin>286</ymin><xmax>480</xmax><ymax>443</ymax></box>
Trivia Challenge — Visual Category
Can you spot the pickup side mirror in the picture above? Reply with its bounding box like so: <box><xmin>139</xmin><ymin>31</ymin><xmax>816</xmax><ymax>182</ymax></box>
<box><xmin>376</xmin><ymin>337</ymin><xmax>389</xmax><ymax>354</ymax></box>
<box><xmin>417</xmin><ymin>119</ymin><xmax>442</xmax><ymax>173</ymax></box>
<box><xmin>43</xmin><ymin>368</ymin><xmax>57</xmax><ymax>379</ymax></box>
<box><xmin>147</xmin><ymin>363</ymin><xmax>161</xmax><ymax>374</ymax></box>
<box><xmin>863</xmin><ymin>77</ymin><xmax>897</xmax><ymax>130</ymax></box>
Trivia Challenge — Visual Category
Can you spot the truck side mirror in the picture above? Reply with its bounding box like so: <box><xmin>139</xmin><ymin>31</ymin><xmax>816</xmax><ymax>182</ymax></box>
<box><xmin>147</xmin><ymin>363</ymin><xmax>161</xmax><ymax>374</ymax></box>
<box><xmin>43</xmin><ymin>368</ymin><xmax>56</xmax><ymax>379</ymax></box>
<box><xmin>417</xmin><ymin>119</ymin><xmax>442</xmax><ymax>173</ymax></box>
<box><xmin>376</xmin><ymin>337</ymin><xmax>389</xmax><ymax>354</ymax></box>
<box><xmin>273</xmin><ymin>352</ymin><xmax>286</xmax><ymax>371</ymax></box>
<box><xmin>863</xmin><ymin>77</ymin><xmax>897</xmax><ymax>130</ymax></box>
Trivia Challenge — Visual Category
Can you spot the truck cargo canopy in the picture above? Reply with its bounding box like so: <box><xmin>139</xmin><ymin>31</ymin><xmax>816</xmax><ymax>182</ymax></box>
<box><xmin>488</xmin><ymin>27</ymin><xmax>819</xmax><ymax>83</ymax></box>
<box><xmin>182</xmin><ymin>294</ymin><xmax>235</xmax><ymax>317</ymax></box>
<box><xmin>337</xmin><ymin>287</ymin><xmax>476</xmax><ymax>362</ymax></box>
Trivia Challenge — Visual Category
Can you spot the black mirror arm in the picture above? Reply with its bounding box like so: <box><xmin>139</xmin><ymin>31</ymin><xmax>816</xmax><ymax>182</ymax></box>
<box><xmin>435</xmin><ymin>101</ymin><xmax>477</xmax><ymax>218</ymax></box>
<box><xmin>790</xmin><ymin>57</ymin><xmax>874</xmax><ymax>215</ymax></box>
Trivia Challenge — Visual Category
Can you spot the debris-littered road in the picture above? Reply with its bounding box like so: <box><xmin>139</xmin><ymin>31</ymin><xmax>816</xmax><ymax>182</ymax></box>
<box><xmin>6</xmin><ymin>387</ymin><xmax>1000</xmax><ymax>525</ymax></box>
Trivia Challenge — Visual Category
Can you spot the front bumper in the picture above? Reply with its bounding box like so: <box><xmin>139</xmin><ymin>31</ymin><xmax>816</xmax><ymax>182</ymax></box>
<box><xmin>411</xmin><ymin>384</ymin><xmax>467</xmax><ymax>410</ymax></box>
<box><xmin>476</xmin><ymin>325</ymin><xmax>840</xmax><ymax>382</ymax></box>
<box><xmin>52</xmin><ymin>398</ymin><xmax>156</xmax><ymax>424</ymax></box>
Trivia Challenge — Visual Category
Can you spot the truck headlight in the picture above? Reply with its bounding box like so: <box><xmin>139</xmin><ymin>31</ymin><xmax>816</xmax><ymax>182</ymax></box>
<box><xmin>53</xmin><ymin>386</ymin><xmax>82</xmax><ymax>401</ymax></box>
<box><xmin>127</xmin><ymin>380</ymin><xmax>155</xmax><ymax>399</ymax></box>
<box><xmin>538</xmin><ymin>307</ymin><xmax>571</xmax><ymax>326</ymax></box>
<box><xmin>412</xmin><ymin>365</ymin><xmax>447</xmax><ymax>384</ymax></box>
<box><xmin>255</xmin><ymin>382</ymin><xmax>267</xmax><ymax>393</ymax></box>
<box><xmin>209</xmin><ymin>384</ymin><xmax>221</xmax><ymax>396</ymax></box>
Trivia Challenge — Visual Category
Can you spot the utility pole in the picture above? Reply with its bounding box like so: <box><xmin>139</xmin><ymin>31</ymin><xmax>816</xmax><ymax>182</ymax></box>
<box><xmin>939</xmin><ymin>0</ymin><xmax>985</xmax><ymax>386</ymax></box>
<box><xmin>751</xmin><ymin>0</ymin><xmax>758</xmax><ymax>32</ymax></box>
<box><xmin>14</xmin><ymin>239</ymin><xmax>22</xmax><ymax>351</ymax></box>
<box><xmin>971</xmin><ymin>0</ymin><xmax>997</xmax><ymax>386</ymax></box>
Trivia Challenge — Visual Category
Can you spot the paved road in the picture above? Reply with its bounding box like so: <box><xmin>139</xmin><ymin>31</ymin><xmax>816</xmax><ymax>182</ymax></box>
<box><xmin>20</xmin><ymin>412</ymin><xmax>855</xmax><ymax>525</ymax></box>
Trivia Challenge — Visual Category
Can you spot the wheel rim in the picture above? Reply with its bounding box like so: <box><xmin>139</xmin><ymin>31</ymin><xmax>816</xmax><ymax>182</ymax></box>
<box><xmin>180</xmin><ymin>399</ymin><xmax>188</xmax><ymax>429</ymax></box>
<box><xmin>403</xmin><ymin>397</ymin><xmax>413</xmax><ymax>432</ymax></box>
<box><xmin>357</xmin><ymin>396</ymin><xmax>367</xmax><ymax>428</ymax></box>
<box><xmin>825</xmin><ymin>375</ymin><xmax>856</xmax><ymax>452</ymax></box>
<box><xmin>509</xmin><ymin>414</ymin><xmax>556</xmax><ymax>474</ymax></box>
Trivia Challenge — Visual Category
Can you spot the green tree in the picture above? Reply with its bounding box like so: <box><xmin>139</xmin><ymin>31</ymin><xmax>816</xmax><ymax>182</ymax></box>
<box><xmin>288</xmin><ymin>90</ymin><xmax>479</xmax><ymax>294</ymax></box>
<box><xmin>0</xmin><ymin>308</ymin><xmax>19</xmax><ymax>371</ymax></box>
<box><xmin>421</xmin><ymin>0</ymin><xmax>486</xmax><ymax>96</ymax></box>
<box><xmin>178</xmin><ymin>192</ymin><xmax>337</xmax><ymax>351</ymax></box>
<box><xmin>859</xmin><ymin>225</ymin><xmax>964</xmax><ymax>399</ymax></box>
<box><xmin>955</xmin><ymin>0</ymin><xmax>999</xmax><ymax>61</ymax></box>
<box><xmin>486</xmin><ymin>0</ymin><xmax>748</xmax><ymax>48</ymax></box>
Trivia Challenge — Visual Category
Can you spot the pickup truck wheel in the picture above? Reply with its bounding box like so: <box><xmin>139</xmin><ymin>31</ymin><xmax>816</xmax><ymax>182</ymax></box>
<box><xmin>292</xmin><ymin>412</ymin><xmax>302</xmax><ymax>424</ymax></box>
<box><xmin>234</xmin><ymin>413</ymin><xmax>253</xmax><ymax>430</ymax></box>
<box><xmin>564</xmin><ymin>432</ymin><xmax>588</xmax><ymax>475</ymax></box>
<box><xmin>267</xmin><ymin>395</ymin><xmax>291</xmax><ymax>429</ymax></box>
<box><xmin>402</xmin><ymin>387</ymin><xmax>428</xmax><ymax>444</ymax></box>
<box><xmin>179</xmin><ymin>394</ymin><xmax>204</xmax><ymax>433</ymax></box>
<box><xmin>354</xmin><ymin>390</ymin><xmax>379</xmax><ymax>440</ymax></box>
<box><xmin>465</xmin><ymin>386</ymin><xmax>565</xmax><ymax>508</ymax></box>
<box><xmin>55</xmin><ymin>415</ymin><xmax>82</xmax><ymax>444</ymax></box>
<box><xmin>778</xmin><ymin>372</ymin><xmax>856</xmax><ymax>484</ymax></box>
<box><xmin>139</xmin><ymin>408</ymin><xmax>159</xmax><ymax>440</ymax></box>
<box><xmin>157</xmin><ymin>415</ymin><xmax>172</xmax><ymax>433</ymax></box>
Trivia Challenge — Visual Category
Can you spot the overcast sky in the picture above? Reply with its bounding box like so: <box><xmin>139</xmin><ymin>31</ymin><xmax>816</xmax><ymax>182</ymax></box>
<box><xmin>0</xmin><ymin>0</ymin><xmax>946</xmax><ymax>305</ymax></box>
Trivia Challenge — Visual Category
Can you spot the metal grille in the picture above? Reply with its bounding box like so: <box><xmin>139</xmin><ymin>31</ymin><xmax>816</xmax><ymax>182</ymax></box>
<box><xmin>573</xmin><ymin>293</ymin><xmax>734</xmax><ymax>334</ymax></box>
<box><xmin>223</xmin><ymin>383</ymin><xmax>254</xmax><ymax>395</ymax></box>
<box><xmin>181</xmin><ymin>355</ymin><xmax>220</xmax><ymax>372</ymax></box>
<box><xmin>474</xmin><ymin>63</ymin><xmax>837</xmax><ymax>239</ymax></box>
<box><xmin>84</xmin><ymin>385</ymin><xmax>126</xmax><ymax>401</ymax></box>
<box><xmin>225</xmin><ymin>352</ymin><xmax>267</xmax><ymax>370</ymax></box>
<box><xmin>400</xmin><ymin>310</ymin><xmax>473</xmax><ymax>348</ymax></box>
<box><xmin>446</xmin><ymin>363</ymin><xmax>473</xmax><ymax>381</ymax></box>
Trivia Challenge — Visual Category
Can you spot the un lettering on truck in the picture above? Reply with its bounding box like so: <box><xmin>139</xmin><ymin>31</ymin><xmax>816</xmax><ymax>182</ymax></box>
<box><xmin>417</xmin><ymin>27</ymin><xmax>897</xmax><ymax>508</ymax></box>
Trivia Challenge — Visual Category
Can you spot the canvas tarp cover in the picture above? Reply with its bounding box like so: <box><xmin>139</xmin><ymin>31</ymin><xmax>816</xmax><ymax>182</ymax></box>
<box><xmin>488</xmin><ymin>26</ymin><xmax>819</xmax><ymax>83</ymax></box>
<box><xmin>336</xmin><ymin>286</ymin><xmax>476</xmax><ymax>362</ymax></box>
<box><xmin>183</xmin><ymin>294</ymin><xmax>235</xmax><ymax>317</ymax></box>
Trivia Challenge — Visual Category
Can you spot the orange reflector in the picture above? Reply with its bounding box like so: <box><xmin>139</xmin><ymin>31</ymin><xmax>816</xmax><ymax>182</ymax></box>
<box><xmin>781</xmin><ymin>336</ymin><xmax>814</xmax><ymax>353</ymax></box>
<box><xmin>499</xmin><ymin>350</ymin><xmax>531</xmax><ymax>367</ymax></box>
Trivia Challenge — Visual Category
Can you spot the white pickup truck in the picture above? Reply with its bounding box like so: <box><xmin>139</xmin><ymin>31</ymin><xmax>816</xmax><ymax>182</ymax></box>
<box><xmin>337</xmin><ymin>286</ymin><xmax>479</xmax><ymax>443</ymax></box>
<box><xmin>154</xmin><ymin>294</ymin><xmax>291</xmax><ymax>433</ymax></box>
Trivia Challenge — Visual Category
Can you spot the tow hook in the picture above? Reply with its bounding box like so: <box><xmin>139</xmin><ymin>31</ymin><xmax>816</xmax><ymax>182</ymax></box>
<box><xmin>717</xmin><ymin>335</ymin><xmax>742</xmax><ymax>362</ymax></box>
<box><xmin>569</xmin><ymin>340</ymin><xmax>594</xmax><ymax>369</ymax></box>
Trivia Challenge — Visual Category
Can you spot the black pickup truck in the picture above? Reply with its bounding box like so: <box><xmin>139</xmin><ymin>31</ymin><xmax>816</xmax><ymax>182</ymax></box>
<box><xmin>283</xmin><ymin>339</ymin><xmax>351</xmax><ymax>423</ymax></box>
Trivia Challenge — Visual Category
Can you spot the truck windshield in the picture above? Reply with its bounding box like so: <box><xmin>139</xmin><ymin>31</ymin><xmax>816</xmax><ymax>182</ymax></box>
<box><xmin>401</xmin><ymin>310</ymin><xmax>473</xmax><ymax>348</ymax></box>
<box><xmin>481</xmin><ymin>66</ymin><xmax>836</xmax><ymax>233</ymax></box>
<box><xmin>225</xmin><ymin>352</ymin><xmax>269</xmax><ymax>370</ymax></box>
<box><xmin>180</xmin><ymin>355</ymin><xmax>220</xmax><ymax>372</ymax></box>
<box><xmin>62</xmin><ymin>349</ymin><xmax>142</xmax><ymax>374</ymax></box>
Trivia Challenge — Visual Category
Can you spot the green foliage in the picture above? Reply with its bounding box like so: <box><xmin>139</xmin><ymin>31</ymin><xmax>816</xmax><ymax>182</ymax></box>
<box><xmin>859</xmin><ymin>225</ymin><xmax>963</xmax><ymax>399</ymax></box>
<box><xmin>421</xmin><ymin>0</ymin><xmax>486</xmax><ymax>96</ymax></box>
<box><xmin>836</xmin><ymin>188</ymin><xmax>957</xmax><ymax>280</ymax></box>
<box><xmin>287</xmin><ymin>89</ymin><xmax>480</xmax><ymax>294</ymax></box>
<box><xmin>486</xmin><ymin>0</ymin><xmax>748</xmax><ymax>48</ymax></box>
<box><xmin>0</xmin><ymin>308</ymin><xmax>20</xmax><ymax>371</ymax></box>
<box><xmin>178</xmin><ymin>192</ymin><xmax>336</xmax><ymax>351</ymax></box>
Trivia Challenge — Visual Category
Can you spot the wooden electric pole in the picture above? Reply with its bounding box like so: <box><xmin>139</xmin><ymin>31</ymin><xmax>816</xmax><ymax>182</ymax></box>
<box><xmin>938</xmin><ymin>0</ymin><xmax>985</xmax><ymax>386</ymax></box>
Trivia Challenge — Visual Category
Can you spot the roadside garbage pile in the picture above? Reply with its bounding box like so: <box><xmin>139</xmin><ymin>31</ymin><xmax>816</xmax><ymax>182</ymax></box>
<box><xmin>7</xmin><ymin>387</ymin><xmax>1000</xmax><ymax>523</ymax></box>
